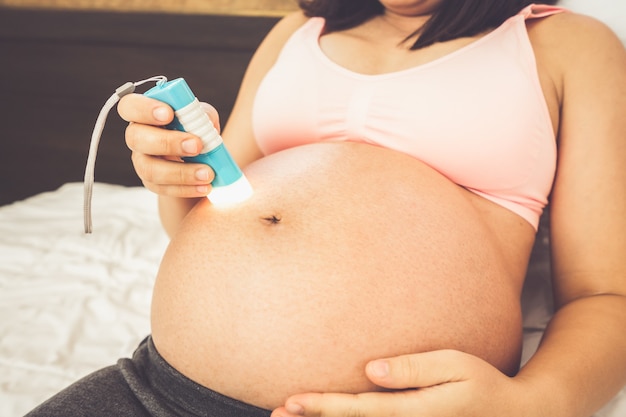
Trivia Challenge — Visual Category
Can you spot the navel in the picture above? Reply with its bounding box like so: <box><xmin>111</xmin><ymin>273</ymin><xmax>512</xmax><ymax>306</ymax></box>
<box><xmin>261</xmin><ymin>214</ymin><xmax>282</xmax><ymax>225</ymax></box>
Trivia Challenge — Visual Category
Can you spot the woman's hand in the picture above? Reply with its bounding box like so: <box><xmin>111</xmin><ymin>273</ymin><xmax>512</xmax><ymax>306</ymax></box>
<box><xmin>118</xmin><ymin>93</ymin><xmax>219</xmax><ymax>198</ymax></box>
<box><xmin>272</xmin><ymin>350</ymin><xmax>535</xmax><ymax>417</ymax></box>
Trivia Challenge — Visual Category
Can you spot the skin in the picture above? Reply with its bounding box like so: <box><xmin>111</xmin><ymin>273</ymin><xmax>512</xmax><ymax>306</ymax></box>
<box><xmin>119</xmin><ymin>0</ymin><xmax>626</xmax><ymax>415</ymax></box>
<box><xmin>149</xmin><ymin>140</ymin><xmax>528</xmax><ymax>408</ymax></box>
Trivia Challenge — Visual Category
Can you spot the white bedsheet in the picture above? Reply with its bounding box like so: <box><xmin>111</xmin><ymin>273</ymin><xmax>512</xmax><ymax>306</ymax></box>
<box><xmin>0</xmin><ymin>183</ymin><xmax>168</xmax><ymax>416</ymax></box>
<box><xmin>0</xmin><ymin>182</ymin><xmax>624</xmax><ymax>416</ymax></box>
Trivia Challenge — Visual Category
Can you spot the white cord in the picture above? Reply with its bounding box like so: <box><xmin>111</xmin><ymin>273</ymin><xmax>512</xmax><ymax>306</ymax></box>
<box><xmin>83</xmin><ymin>76</ymin><xmax>167</xmax><ymax>233</ymax></box>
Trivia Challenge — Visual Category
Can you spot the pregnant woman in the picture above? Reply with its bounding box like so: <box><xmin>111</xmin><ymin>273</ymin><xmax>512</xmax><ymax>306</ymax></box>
<box><xmin>27</xmin><ymin>0</ymin><xmax>626</xmax><ymax>416</ymax></box>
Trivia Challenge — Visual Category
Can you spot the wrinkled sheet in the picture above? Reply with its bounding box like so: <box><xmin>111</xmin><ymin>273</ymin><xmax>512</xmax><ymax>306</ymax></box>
<box><xmin>0</xmin><ymin>183</ymin><xmax>168</xmax><ymax>416</ymax></box>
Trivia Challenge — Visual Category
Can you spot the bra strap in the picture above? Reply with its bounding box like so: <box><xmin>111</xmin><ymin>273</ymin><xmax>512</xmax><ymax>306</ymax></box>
<box><xmin>519</xmin><ymin>3</ymin><xmax>566</xmax><ymax>20</ymax></box>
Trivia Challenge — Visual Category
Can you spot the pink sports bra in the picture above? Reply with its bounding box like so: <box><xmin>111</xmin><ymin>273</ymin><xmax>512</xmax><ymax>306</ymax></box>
<box><xmin>252</xmin><ymin>4</ymin><xmax>564</xmax><ymax>230</ymax></box>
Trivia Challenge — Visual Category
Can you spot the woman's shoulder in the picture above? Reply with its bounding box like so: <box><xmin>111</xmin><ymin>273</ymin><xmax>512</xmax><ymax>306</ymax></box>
<box><xmin>266</xmin><ymin>11</ymin><xmax>312</xmax><ymax>43</ymax></box>
<box><xmin>238</xmin><ymin>11</ymin><xmax>311</xmax><ymax>83</ymax></box>
<box><xmin>528</xmin><ymin>11</ymin><xmax>625</xmax><ymax>63</ymax></box>
<box><xmin>527</xmin><ymin>10</ymin><xmax>625</xmax><ymax>97</ymax></box>
<box><xmin>248</xmin><ymin>11</ymin><xmax>312</xmax><ymax>66</ymax></box>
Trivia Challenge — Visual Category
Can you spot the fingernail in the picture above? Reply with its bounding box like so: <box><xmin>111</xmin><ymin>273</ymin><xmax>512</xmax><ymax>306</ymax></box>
<box><xmin>153</xmin><ymin>107</ymin><xmax>170</xmax><ymax>122</ymax></box>
<box><xmin>368</xmin><ymin>360</ymin><xmax>390</xmax><ymax>378</ymax></box>
<box><xmin>196</xmin><ymin>185</ymin><xmax>209</xmax><ymax>194</ymax></box>
<box><xmin>182</xmin><ymin>139</ymin><xmax>199</xmax><ymax>154</ymax></box>
<box><xmin>195</xmin><ymin>168</ymin><xmax>210</xmax><ymax>181</ymax></box>
<box><xmin>285</xmin><ymin>403</ymin><xmax>304</xmax><ymax>415</ymax></box>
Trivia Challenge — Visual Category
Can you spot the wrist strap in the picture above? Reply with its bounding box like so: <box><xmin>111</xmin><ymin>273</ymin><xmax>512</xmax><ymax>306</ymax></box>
<box><xmin>83</xmin><ymin>76</ymin><xmax>167</xmax><ymax>233</ymax></box>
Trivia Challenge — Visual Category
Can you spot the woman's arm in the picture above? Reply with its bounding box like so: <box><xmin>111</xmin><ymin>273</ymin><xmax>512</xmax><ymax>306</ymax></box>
<box><xmin>516</xmin><ymin>12</ymin><xmax>626</xmax><ymax>416</ymax></box>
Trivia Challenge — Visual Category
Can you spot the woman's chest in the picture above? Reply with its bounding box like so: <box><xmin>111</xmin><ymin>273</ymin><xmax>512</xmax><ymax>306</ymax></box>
<box><xmin>253</xmin><ymin>47</ymin><xmax>556</xmax><ymax>193</ymax></box>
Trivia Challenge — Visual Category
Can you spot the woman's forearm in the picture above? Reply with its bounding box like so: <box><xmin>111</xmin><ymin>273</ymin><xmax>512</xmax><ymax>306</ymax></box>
<box><xmin>158</xmin><ymin>195</ymin><xmax>202</xmax><ymax>237</ymax></box>
<box><xmin>517</xmin><ymin>294</ymin><xmax>626</xmax><ymax>417</ymax></box>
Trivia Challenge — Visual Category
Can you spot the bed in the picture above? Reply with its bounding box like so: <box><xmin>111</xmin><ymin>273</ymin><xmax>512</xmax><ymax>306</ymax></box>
<box><xmin>0</xmin><ymin>1</ymin><xmax>624</xmax><ymax>416</ymax></box>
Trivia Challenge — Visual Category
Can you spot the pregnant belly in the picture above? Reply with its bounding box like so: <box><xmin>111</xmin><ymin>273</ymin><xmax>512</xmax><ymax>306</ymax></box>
<box><xmin>151</xmin><ymin>142</ymin><xmax>525</xmax><ymax>409</ymax></box>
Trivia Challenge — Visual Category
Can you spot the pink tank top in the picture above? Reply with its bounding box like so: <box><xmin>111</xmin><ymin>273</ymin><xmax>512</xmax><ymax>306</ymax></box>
<box><xmin>252</xmin><ymin>4</ymin><xmax>564</xmax><ymax>230</ymax></box>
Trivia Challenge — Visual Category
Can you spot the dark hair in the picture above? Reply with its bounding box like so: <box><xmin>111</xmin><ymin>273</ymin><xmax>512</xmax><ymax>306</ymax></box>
<box><xmin>298</xmin><ymin>0</ymin><xmax>560</xmax><ymax>49</ymax></box>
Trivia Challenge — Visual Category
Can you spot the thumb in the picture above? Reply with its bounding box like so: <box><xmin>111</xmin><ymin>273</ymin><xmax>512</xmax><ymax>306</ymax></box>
<box><xmin>200</xmin><ymin>102</ymin><xmax>221</xmax><ymax>133</ymax></box>
<box><xmin>365</xmin><ymin>350</ymin><xmax>473</xmax><ymax>390</ymax></box>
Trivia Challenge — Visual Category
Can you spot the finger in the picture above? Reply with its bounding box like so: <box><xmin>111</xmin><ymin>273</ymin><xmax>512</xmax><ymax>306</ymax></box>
<box><xmin>132</xmin><ymin>152</ymin><xmax>214</xmax><ymax>191</ymax></box>
<box><xmin>126</xmin><ymin>123</ymin><xmax>203</xmax><ymax>158</ymax></box>
<box><xmin>118</xmin><ymin>93</ymin><xmax>174</xmax><ymax>126</ymax></box>
<box><xmin>146</xmin><ymin>182</ymin><xmax>212</xmax><ymax>198</ymax></box>
<box><xmin>199</xmin><ymin>101</ymin><xmax>221</xmax><ymax>133</ymax></box>
<box><xmin>366</xmin><ymin>350</ymin><xmax>479</xmax><ymax>390</ymax></box>
<box><xmin>277</xmin><ymin>391</ymin><xmax>424</xmax><ymax>417</ymax></box>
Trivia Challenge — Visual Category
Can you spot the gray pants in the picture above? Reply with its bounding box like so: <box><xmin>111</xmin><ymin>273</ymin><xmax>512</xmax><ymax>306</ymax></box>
<box><xmin>25</xmin><ymin>336</ymin><xmax>271</xmax><ymax>417</ymax></box>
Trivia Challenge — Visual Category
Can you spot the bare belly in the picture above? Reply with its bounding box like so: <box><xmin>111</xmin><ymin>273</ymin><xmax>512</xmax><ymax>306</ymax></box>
<box><xmin>151</xmin><ymin>142</ymin><xmax>527</xmax><ymax>409</ymax></box>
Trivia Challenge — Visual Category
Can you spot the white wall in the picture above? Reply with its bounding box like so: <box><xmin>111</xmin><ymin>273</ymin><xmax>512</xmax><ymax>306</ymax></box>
<box><xmin>559</xmin><ymin>0</ymin><xmax>626</xmax><ymax>42</ymax></box>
